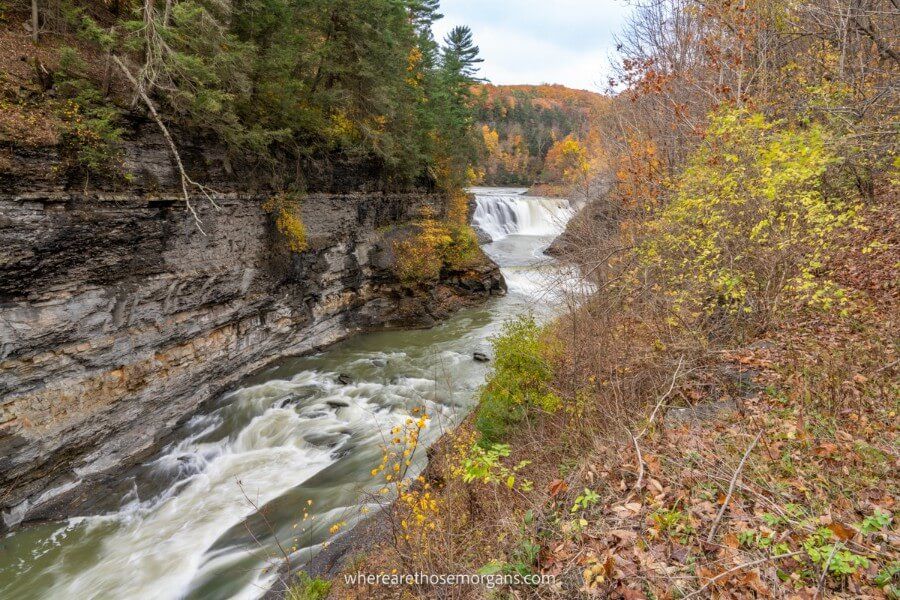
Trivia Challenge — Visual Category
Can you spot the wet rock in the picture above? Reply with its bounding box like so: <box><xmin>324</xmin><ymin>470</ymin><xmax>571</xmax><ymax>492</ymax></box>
<box><xmin>472</xmin><ymin>225</ymin><xmax>493</xmax><ymax>245</ymax></box>
<box><xmin>473</xmin><ymin>352</ymin><xmax>490</xmax><ymax>363</ymax></box>
<box><xmin>336</xmin><ymin>373</ymin><xmax>354</xmax><ymax>385</ymax></box>
<box><xmin>326</xmin><ymin>400</ymin><xmax>350</xmax><ymax>409</ymax></box>
<box><xmin>370</xmin><ymin>358</ymin><xmax>388</xmax><ymax>368</ymax></box>
<box><xmin>304</xmin><ymin>431</ymin><xmax>344</xmax><ymax>448</ymax></box>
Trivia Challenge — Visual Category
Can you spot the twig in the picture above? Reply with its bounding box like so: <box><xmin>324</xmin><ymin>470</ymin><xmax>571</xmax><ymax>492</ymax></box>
<box><xmin>873</xmin><ymin>358</ymin><xmax>899</xmax><ymax>374</ymax></box>
<box><xmin>236</xmin><ymin>479</ymin><xmax>292</xmax><ymax>572</ymax></box>
<box><xmin>111</xmin><ymin>55</ymin><xmax>219</xmax><ymax>235</ymax></box>
<box><xmin>816</xmin><ymin>542</ymin><xmax>840</xmax><ymax>598</ymax></box>
<box><xmin>628</xmin><ymin>428</ymin><xmax>645</xmax><ymax>491</ymax></box>
<box><xmin>638</xmin><ymin>355</ymin><xmax>685</xmax><ymax>439</ymax></box>
<box><xmin>707</xmin><ymin>429</ymin><xmax>763</xmax><ymax>543</ymax></box>
<box><xmin>684</xmin><ymin>551</ymin><xmax>804</xmax><ymax>599</ymax></box>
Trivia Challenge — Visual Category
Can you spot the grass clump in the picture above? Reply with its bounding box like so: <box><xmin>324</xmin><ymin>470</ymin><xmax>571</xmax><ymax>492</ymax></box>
<box><xmin>285</xmin><ymin>572</ymin><xmax>331</xmax><ymax>600</ymax></box>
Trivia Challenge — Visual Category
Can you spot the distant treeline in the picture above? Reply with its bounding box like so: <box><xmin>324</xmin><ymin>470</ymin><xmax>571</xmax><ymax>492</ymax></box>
<box><xmin>471</xmin><ymin>84</ymin><xmax>607</xmax><ymax>186</ymax></box>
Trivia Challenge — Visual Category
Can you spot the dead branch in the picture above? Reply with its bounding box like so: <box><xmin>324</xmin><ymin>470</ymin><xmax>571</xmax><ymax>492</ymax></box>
<box><xmin>628</xmin><ymin>429</ymin><xmax>645</xmax><ymax>491</ymax></box>
<box><xmin>237</xmin><ymin>479</ymin><xmax>292</xmax><ymax>572</ymax></box>
<box><xmin>707</xmin><ymin>428</ymin><xmax>763</xmax><ymax>543</ymax></box>
<box><xmin>685</xmin><ymin>550</ymin><xmax>805</xmax><ymax>599</ymax></box>
<box><xmin>112</xmin><ymin>54</ymin><xmax>219</xmax><ymax>235</ymax></box>
<box><xmin>31</xmin><ymin>0</ymin><xmax>39</xmax><ymax>43</ymax></box>
<box><xmin>638</xmin><ymin>354</ymin><xmax>685</xmax><ymax>439</ymax></box>
<box><xmin>815</xmin><ymin>541</ymin><xmax>841</xmax><ymax>598</ymax></box>
<box><xmin>850</xmin><ymin>14</ymin><xmax>900</xmax><ymax>64</ymax></box>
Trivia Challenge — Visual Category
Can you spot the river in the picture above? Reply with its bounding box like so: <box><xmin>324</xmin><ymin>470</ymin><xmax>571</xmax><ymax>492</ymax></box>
<box><xmin>0</xmin><ymin>188</ymin><xmax>575</xmax><ymax>600</ymax></box>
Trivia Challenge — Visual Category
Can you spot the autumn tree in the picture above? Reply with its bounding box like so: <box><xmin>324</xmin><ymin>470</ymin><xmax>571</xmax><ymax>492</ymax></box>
<box><xmin>471</xmin><ymin>84</ymin><xmax>607</xmax><ymax>186</ymax></box>
<box><xmin>544</xmin><ymin>136</ymin><xmax>596</xmax><ymax>200</ymax></box>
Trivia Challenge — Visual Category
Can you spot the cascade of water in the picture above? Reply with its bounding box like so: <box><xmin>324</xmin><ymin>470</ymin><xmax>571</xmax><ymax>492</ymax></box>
<box><xmin>471</xmin><ymin>187</ymin><xmax>574</xmax><ymax>240</ymax></box>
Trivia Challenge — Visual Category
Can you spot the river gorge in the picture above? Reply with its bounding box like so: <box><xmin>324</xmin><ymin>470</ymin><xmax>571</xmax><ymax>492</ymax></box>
<box><xmin>0</xmin><ymin>188</ymin><xmax>575</xmax><ymax>600</ymax></box>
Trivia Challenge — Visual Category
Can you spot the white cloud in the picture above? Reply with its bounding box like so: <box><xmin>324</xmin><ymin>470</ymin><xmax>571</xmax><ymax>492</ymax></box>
<box><xmin>432</xmin><ymin>0</ymin><xmax>632</xmax><ymax>89</ymax></box>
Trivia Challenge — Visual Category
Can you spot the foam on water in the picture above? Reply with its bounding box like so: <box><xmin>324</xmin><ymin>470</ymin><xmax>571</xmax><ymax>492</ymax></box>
<box><xmin>37</xmin><ymin>369</ymin><xmax>439</xmax><ymax>600</ymax></box>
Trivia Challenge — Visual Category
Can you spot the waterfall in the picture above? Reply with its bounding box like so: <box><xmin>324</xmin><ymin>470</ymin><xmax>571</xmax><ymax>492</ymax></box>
<box><xmin>472</xmin><ymin>187</ymin><xmax>574</xmax><ymax>240</ymax></box>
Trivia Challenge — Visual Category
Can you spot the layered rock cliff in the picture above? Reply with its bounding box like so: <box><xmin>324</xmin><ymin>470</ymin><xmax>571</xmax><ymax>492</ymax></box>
<box><xmin>0</xmin><ymin>125</ymin><xmax>505</xmax><ymax>529</ymax></box>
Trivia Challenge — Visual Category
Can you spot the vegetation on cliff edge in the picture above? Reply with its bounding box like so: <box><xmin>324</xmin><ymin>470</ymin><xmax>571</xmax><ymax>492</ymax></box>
<box><xmin>3</xmin><ymin>0</ymin><xmax>485</xmax><ymax>193</ymax></box>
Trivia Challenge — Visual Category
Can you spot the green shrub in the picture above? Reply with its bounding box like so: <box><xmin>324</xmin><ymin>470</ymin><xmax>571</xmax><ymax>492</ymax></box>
<box><xmin>476</xmin><ymin>315</ymin><xmax>560</xmax><ymax>445</ymax></box>
<box><xmin>456</xmin><ymin>442</ymin><xmax>532</xmax><ymax>490</ymax></box>
<box><xmin>55</xmin><ymin>47</ymin><xmax>123</xmax><ymax>178</ymax></box>
<box><xmin>285</xmin><ymin>572</ymin><xmax>331</xmax><ymax>600</ymax></box>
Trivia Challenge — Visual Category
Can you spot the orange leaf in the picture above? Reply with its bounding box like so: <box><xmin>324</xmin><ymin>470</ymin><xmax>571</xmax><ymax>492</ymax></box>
<box><xmin>548</xmin><ymin>479</ymin><xmax>568</xmax><ymax>498</ymax></box>
<box><xmin>814</xmin><ymin>443</ymin><xmax>838</xmax><ymax>457</ymax></box>
<box><xmin>828</xmin><ymin>522</ymin><xmax>856</xmax><ymax>541</ymax></box>
<box><xmin>603</xmin><ymin>554</ymin><xmax>616</xmax><ymax>576</ymax></box>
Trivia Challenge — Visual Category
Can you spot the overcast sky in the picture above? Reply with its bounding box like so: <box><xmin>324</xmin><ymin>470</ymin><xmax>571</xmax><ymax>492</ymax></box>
<box><xmin>431</xmin><ymin>0</ymin><xmax>634</xmax><ymax>92</ymax></box>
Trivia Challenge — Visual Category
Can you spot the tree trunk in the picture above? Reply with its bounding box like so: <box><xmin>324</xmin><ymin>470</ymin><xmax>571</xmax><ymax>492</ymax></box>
<box><xmin>163</xmin><ymin>0</ymin><xmax>173</xmax><ymax>26</ymax></box>
<box><xmin>31</xmin><ymin>0</ymin><xmax>39</xmax><ymax>43</ymax></box>
<box><xmin>102</xmin><ymin>51</ymin><xmax>112</xmax><ymax>97</ymax></box>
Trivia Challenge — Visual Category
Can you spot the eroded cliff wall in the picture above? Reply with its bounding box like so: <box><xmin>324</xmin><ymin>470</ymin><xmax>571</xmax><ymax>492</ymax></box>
<box><xmin>0</xmin><ymin>129</ymin><xmax>505</xmax><ymax>528</ymax></box>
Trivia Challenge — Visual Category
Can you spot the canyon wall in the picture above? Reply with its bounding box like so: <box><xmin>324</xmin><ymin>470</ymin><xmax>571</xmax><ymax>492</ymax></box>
<box><xmin>0</xmin><ymin>126</ymin><xmax>505</xmax><ymax>528</ymax></box>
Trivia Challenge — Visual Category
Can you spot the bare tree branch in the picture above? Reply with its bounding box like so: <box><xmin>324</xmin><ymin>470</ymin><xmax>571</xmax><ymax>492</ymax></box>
<box><xmin>850</xmin><ymin>13</ymin><xmax>900</xmax><ymax>63</ymax></box>
<box><xmin>112</xmin><ymin>54</ymin><xmax>219</xmax><ymax>235</ymax></box>
<box><xmin>707</xmin><ymin>429</ymin><xmax>763</xmax><ymax>543</ymax></box>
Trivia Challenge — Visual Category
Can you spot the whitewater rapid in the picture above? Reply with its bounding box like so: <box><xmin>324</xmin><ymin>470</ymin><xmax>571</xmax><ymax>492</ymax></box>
<box><xmin>0</xmin><ymin>189</ymin><xmax>576</xmax><ymax>600</ymax></box>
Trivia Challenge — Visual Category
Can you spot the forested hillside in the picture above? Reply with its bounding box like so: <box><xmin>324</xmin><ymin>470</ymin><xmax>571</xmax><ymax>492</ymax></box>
<box><xmin>471</xmin><ymin>83</ymin><xmax>606</xmax><ymax>189</ymax></box>
<box><xmin>0</xmin><ymin>0</ymin><xmax>483</xmax><ymax>192</ymax></box>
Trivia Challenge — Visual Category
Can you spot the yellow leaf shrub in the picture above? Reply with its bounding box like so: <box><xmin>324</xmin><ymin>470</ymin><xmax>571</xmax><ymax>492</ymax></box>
<box><xmin>638</xmin><ymin>108</ymin><xmax>859</xmax><ymax>330</ymax></box>
<box><xmin>263</xmin><ymin>193</ymin><xmax>308</xmax><ymax>253</ymax></box>
<box><xmin>393</xmin><ymin>204</ymin><xmax>482</xmax><ymax>286</ymax></box>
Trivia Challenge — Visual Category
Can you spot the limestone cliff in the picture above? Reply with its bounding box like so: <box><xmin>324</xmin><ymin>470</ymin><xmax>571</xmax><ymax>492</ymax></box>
<box><xmin>0</xmin><ymin>125</ymin><xmax>505</xmax><ymax>529</ymax></box>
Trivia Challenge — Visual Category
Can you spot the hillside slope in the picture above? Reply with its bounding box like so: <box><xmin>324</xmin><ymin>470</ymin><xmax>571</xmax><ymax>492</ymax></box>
<box><xmin>472</xmin><ymin>84</ymin><xmax>607</xmax><ymax>186</ymax></box>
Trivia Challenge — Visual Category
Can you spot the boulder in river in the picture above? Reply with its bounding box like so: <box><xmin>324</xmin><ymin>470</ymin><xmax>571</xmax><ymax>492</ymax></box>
<box><xmin>473</xmin><ymin>352</ymin><xmax>490</xmax><ymax>363</ymax></box>
<box><xmin>336</xmin><ymin>373</ymin><xmax>354</xmax><ymax>385</ymax></box>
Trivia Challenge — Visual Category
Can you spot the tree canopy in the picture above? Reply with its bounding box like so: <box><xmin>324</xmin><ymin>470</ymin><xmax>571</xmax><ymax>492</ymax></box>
<box><xmin>29</xmin><ymin>0</ymin><xmax>484</xmax><ymax>190</ymax></box>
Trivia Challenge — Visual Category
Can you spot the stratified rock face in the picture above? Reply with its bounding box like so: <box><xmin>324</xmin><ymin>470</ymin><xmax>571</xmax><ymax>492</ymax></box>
<box><xmin>0</xmin><ymin>136</ymin><xmax>505</xmax><ymax>528</ymax></box>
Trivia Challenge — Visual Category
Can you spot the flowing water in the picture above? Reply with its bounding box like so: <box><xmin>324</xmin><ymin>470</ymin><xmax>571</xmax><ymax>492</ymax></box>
<box><xmin>0</xmin><ymin>188</ymin><xmax>576</xmax><ymax>600</ymax></box>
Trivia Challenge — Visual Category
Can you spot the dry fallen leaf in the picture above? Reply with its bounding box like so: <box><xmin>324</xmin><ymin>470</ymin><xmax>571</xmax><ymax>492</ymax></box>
<box><xmin>608</xmin><ymin>529</ymin><xmax>637</xmax><ymax>543</ymax></box>
<box><xmin>828</xmin><ymin>521</ymin><xmax>856</xmax><ymax>541</ymax></box>
<box><xmin>548</xmin><ymin>479</ymin><xmax>568</xmax><ymax>498</ymax></box>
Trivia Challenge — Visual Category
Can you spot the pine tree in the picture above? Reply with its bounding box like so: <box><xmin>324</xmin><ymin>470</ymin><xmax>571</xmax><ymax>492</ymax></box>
<box><xmin>442</xmin><ymin>26</ymin><xmax>483</xmax><ymax>80</ymax></box>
